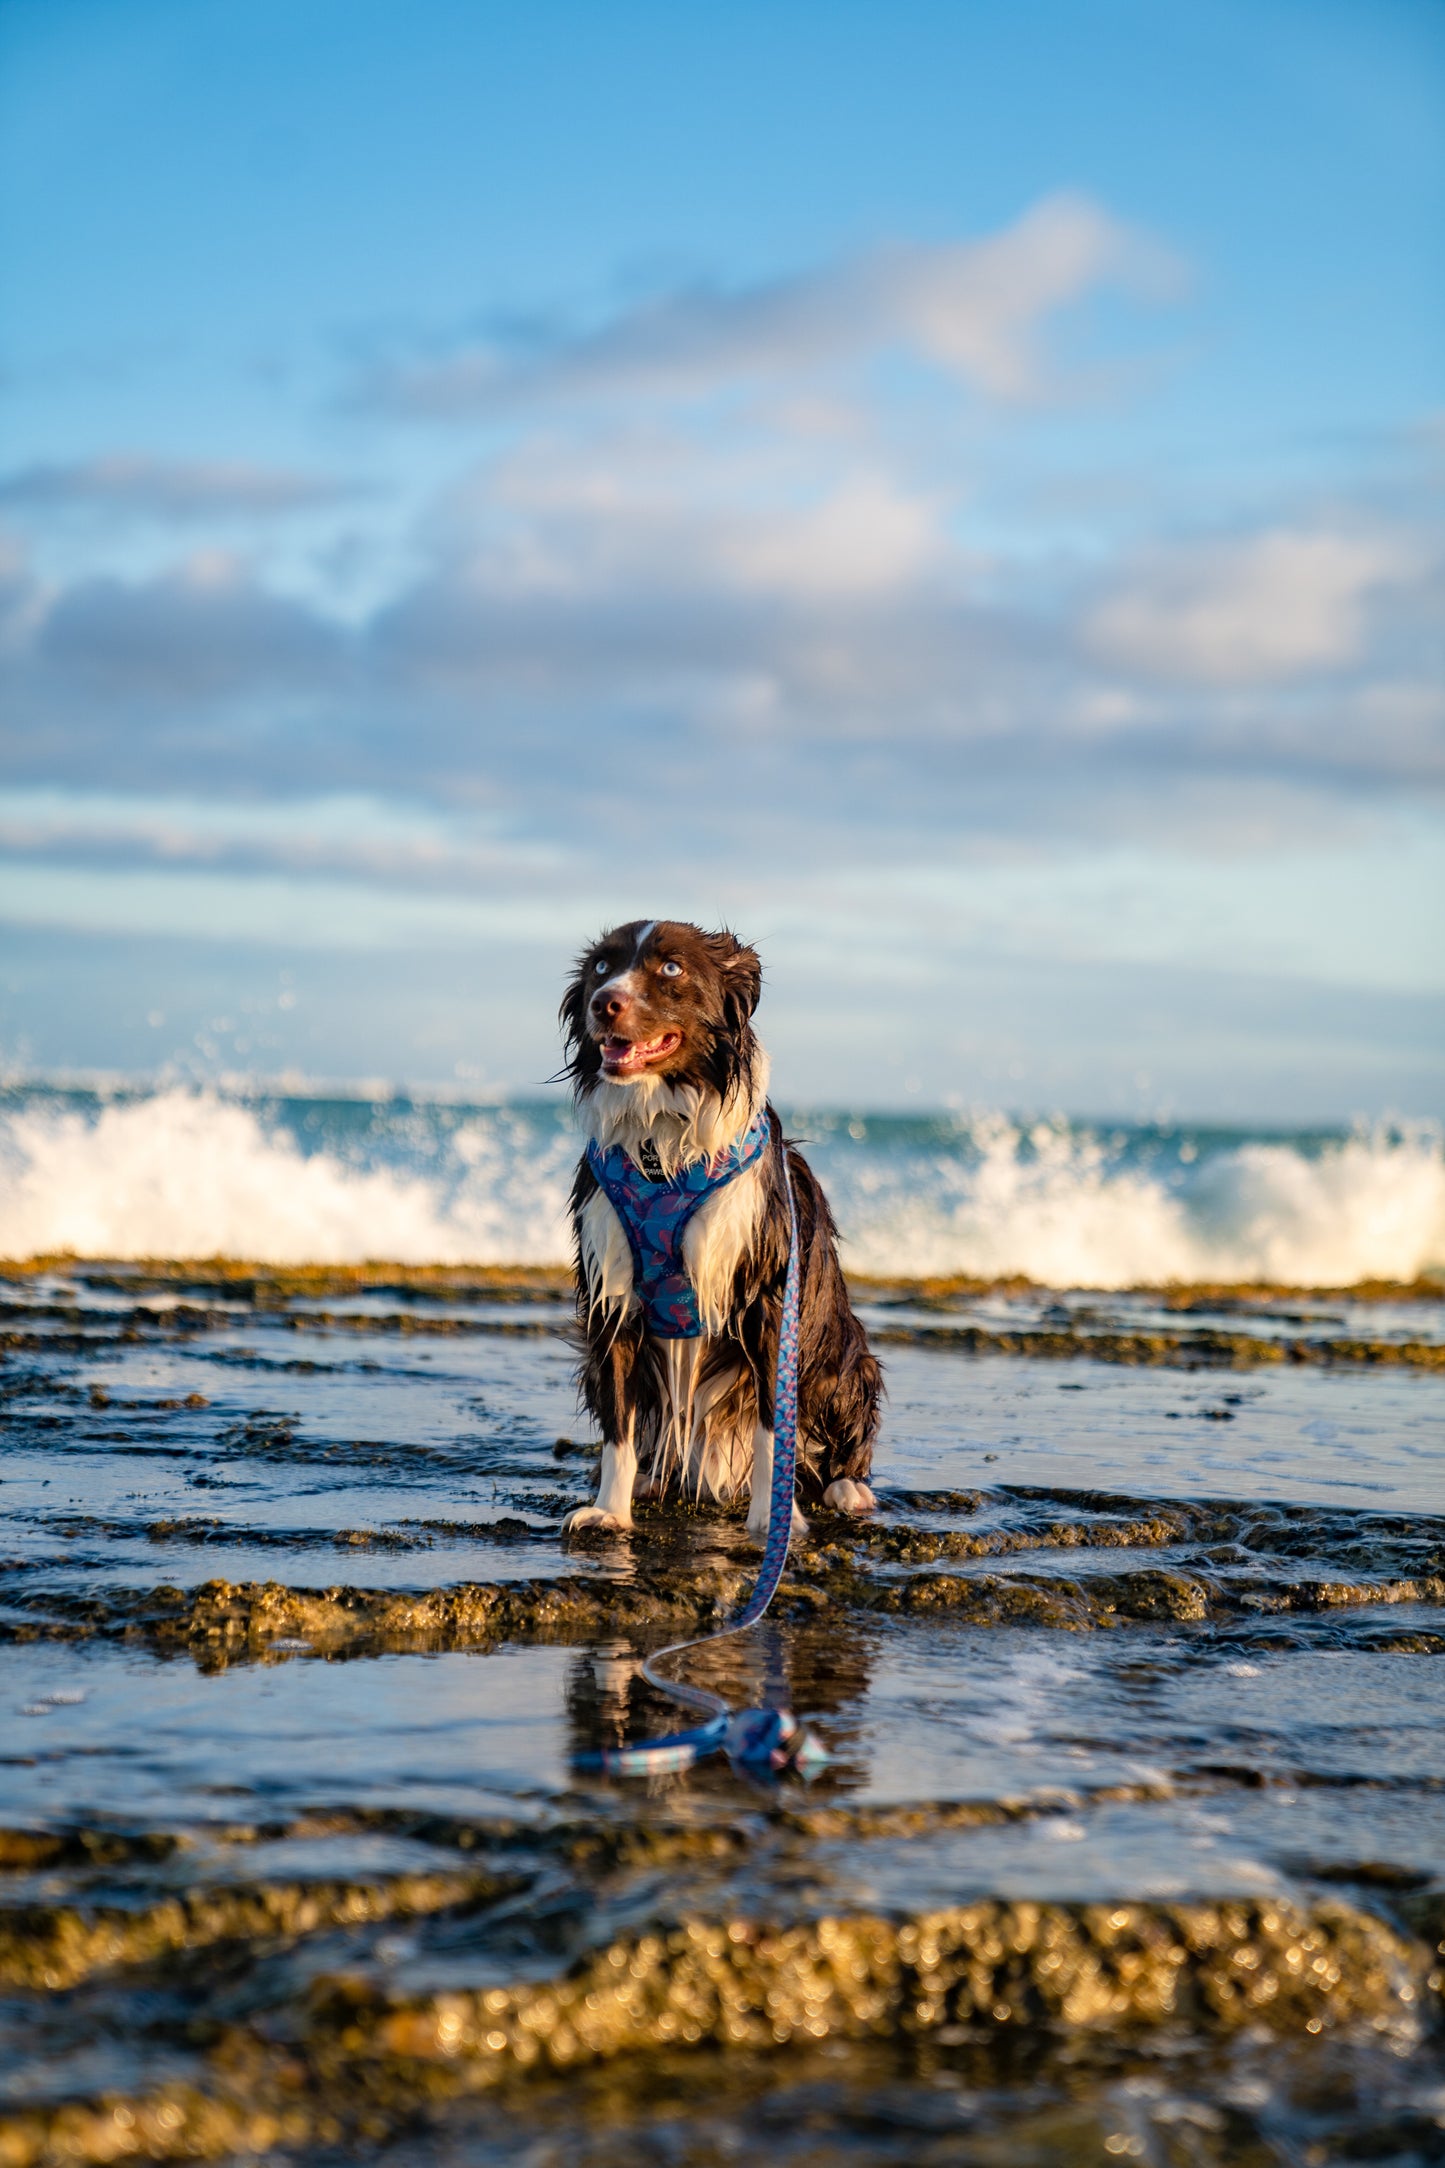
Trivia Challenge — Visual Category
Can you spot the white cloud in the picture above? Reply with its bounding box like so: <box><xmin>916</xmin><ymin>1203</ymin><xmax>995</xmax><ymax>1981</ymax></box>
<box><xmin>465</xmin><ymin>447</ymin><xmax>955</xmax><ymax>605</ymax></box>
<box><xmin>1086</xmin><ymin>526</ymin><xmax>1427</xmax><ymax>684</ymax></box>
<box><xmin>8</xmin><ymin>494</ymin><xmax>1440</xmax><ymax>831</ymax></box>
<box><xmin>370</xmin><ymin>194</ymin><xmax>1181</xmax><ymax>415</ymax></box>
<box><xmin>0</xmin><ymin>783</ymin><xmax>568</xmax><ymax>882</ymax></box>
<box><xmin>878</xmin><ymin>195</ymin><xmax>1179</xmax><ymax>399</ymax></box>
<box><xmin>717</xmin><ymin>475</ymin><xmax>946</xmax><ymax>598</ymax></box>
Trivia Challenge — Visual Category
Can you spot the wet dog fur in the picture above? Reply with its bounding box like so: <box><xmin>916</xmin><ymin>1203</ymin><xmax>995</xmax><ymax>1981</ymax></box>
<box><xmin>559</xmin><ymin>918</ymin><xmax>881</xmax><ymax>1543</ymax></box>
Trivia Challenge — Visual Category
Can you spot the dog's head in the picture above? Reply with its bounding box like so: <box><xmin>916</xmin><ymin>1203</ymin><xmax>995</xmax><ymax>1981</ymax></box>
<box><xmin>560</xmin><ymin>920</ymin><xmax>763</xmax><ymax>1103</ymax></box>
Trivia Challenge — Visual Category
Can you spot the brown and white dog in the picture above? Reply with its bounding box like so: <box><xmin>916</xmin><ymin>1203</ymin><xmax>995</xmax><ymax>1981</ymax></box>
<box><xmin>558</xmin><ymin>919</ymin><xmax>881</xmax><ymax>1541</ymax></box>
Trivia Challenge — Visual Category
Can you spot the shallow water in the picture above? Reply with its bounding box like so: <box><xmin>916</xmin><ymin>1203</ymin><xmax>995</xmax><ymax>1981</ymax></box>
<box><xmin>1</xmin><ymin>1262</ymin><xmax>1443</xmax><ymax>2163</ymax></box>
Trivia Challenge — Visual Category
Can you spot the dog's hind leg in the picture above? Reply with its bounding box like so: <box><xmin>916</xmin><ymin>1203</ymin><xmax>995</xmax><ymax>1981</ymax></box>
<box><xmin>745</xmin><ymin>1422</ymin><xmax>809</xmax><ymax>1546</ymax></box>
<box><xmin>563</xmin><ymin>1406</ymin><xmax>637</xmax><ymax>1534</ymax></box>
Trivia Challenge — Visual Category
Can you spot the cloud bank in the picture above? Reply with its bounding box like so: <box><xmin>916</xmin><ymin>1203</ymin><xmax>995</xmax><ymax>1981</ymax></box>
<box><xmin>1</xmin><ymin>196</ymin><xmax>1440</xmax><ymax>1030</ymax></box>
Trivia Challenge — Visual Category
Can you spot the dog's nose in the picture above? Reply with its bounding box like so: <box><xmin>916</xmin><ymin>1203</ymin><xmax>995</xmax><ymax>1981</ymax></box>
<box><xmin>591</xmin><ymin>986</ymin><xmax>631</xmax><ymax>1024</ymax></box>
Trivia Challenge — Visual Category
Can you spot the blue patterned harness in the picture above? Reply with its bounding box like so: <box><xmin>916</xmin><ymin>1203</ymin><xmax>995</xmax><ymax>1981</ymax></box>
<box><xmin>585</xmin><ymin>1113</ymin><xmax>770</xmax><ymax>1338</ymax></box>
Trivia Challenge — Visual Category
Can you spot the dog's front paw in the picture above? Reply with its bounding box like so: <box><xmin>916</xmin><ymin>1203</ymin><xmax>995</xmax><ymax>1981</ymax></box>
<box><xmin>823</xmin><ymin>1479</ymin><xmax>877</xmax><ymax>1515</ymax></box>
<box><xmin>561</xmin><ymin>1505</ymin><xmax>631</xmax><ymax>1536</ymax></box>
<box><xmin>746</xmin><ymin>1498</ymin><xmax>810</xmax><ymax>1545</ymax></box>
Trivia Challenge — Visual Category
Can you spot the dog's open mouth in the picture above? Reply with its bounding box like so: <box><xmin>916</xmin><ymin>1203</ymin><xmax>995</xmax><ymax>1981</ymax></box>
<box><xmin>599</xmin><ymin>1032</ymin><xmax>681</xmax><ymax>1077</ymax></box>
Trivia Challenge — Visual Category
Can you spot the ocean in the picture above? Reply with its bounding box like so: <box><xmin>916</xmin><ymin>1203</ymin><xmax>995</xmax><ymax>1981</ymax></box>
<box><xmin>3</xmin><ymin>1079</ymin><xmax>1443</xmax><ymax>1283</ymax></box>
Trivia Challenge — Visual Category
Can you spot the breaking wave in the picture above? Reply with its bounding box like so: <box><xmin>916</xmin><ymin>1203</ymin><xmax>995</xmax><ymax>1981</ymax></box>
<box><xmin>0</xmin><ymin>1086</ymin><xmax>1441</xmax><ymax>1288</ymax></box>
<box><xmin>0</xmin><ymin>1089</ymin><xmax>577</xmax><ymax>1268</ymax></box>
<box><xmin>815</xmin><ymin>1112</ymin><xmax>1445</xmax><ymax>1287</ymax></box>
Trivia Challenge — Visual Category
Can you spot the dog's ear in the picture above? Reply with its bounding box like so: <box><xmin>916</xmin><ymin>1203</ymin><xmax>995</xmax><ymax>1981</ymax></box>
<box><xmin>558</xmin><ymin>960</ymin><xmax>586</xmax><ymax>1055</ymax></box>
<box><xmin>558</xmin><ymin>944</ymin><xmax>601</xmax><ymax>1084</ymax></box>
<box><xmin>708</xmin><ymin>934</ymin><xmax>762</xmax><ymax>1101</ymax></box>
<box><xmin>719</xmin><ymin>937</ymin><xmax>762</xmax><ymax>1020</ymax></box>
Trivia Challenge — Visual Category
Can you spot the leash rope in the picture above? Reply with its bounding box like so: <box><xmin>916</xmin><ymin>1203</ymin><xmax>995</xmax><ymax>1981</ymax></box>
<box><xmin>580</xmin><ymin>1142</ymin><xmax>821</xmax><ymax>1777</ymax></box>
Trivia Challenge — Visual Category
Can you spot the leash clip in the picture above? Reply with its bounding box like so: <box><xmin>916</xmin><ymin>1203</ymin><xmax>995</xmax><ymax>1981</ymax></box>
<box><xmin>725</xmin><ymin>1707</ymin><xmax>829</xmax><ymax>1776</ymax></box>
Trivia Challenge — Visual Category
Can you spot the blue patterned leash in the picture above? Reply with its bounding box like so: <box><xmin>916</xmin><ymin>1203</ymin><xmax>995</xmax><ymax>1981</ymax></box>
<box><xmin>578</xmin><ymin>1145</ymin><xmax>824</xmax><ymax>1777</ymax></box>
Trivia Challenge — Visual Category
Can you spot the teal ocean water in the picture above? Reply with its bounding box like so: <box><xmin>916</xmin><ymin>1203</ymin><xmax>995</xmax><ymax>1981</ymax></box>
<box><xmin>1</xmin><ymin>1081</ymin><xmax>1441</xmax><ymax>1282</ymax></box>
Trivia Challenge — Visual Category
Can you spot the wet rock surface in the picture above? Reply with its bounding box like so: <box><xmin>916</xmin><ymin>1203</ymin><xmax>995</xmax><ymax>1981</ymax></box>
<box><xmin>1</xmin><ymin>1261</ymin><xmax>1443</xmax><ymax>2162</ymax></box>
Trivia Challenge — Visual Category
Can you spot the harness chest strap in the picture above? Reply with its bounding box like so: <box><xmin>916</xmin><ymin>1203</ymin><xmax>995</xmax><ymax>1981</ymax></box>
<box><xmin>585</xmin><ymin>1112</ymin><xmax>770</xmax><ymax>1338</ymax></box>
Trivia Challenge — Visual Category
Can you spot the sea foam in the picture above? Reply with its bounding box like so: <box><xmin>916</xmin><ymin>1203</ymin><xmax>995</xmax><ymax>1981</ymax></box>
<box><xmin>0</xmin><ymin>1087</ymin><xmax>1441</xmax><ymax>1287</ymax></box>
<box><xmin>817</xmin><ymin>1112</ymin><xmax>1445</xmax><ymax>1287</ymax></box>
<box><xmin>0</xmin><ymin>1090</ymin><xmax>576</xmax><ymax>1267</ymax></box>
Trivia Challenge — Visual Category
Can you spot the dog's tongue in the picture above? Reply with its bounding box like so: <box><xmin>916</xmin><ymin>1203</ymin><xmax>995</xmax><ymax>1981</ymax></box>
<box><xmin>602</xmin><ymin>1031</ymin><xmax>677</xmax><ymax>1071</ymax></box>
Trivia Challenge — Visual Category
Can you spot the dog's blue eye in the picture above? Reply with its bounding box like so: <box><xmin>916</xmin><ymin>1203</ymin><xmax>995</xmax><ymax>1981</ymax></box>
<box><xmin>659</xmin><ymin>961</ymin><xmax>682</xmax><ymax>978</ymax></box>
<box><xmin>593</xmin><ymin>959</ymin><xmax>608</xmax><ymax>975</ymax></box>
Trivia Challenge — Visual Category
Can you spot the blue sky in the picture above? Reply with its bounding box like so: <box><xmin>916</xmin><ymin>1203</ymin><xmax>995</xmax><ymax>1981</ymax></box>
<box><xmin>1</xmin><ymin>0</ymin><xmax>1441</xmax><ymax>1115</ymax></box>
